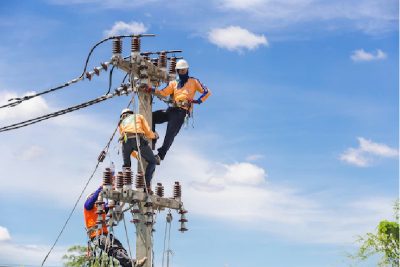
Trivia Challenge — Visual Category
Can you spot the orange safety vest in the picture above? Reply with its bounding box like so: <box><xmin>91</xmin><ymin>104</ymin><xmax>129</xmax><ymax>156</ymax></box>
<box><xmin>84</xmin><ymin>205</ymin><xmax>108</xmax><ymax>239</ymax></box>
<box><xmin>156</xmin><ymin>77</ymin><xmax>211</xmax><ymax>110</ymax></box>
<box><xmin>119</xmin><ymin>114</ymin><xmax>156</xmax><ymax>139</ymax></box>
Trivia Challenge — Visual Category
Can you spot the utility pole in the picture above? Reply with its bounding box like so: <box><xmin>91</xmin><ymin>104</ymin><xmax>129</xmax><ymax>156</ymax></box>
<box><xmin>109</xmin><ymin>34</ymin><xmax>187</xmax><ymax>267</ymax></box>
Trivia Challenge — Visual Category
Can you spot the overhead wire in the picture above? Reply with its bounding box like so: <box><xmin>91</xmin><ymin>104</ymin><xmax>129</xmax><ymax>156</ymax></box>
<box><xmin>0</xmin><ymin>84</ymin><xmax>130</xmax><ymax>133</ymax></box>
<box><xmin>0</xmin><ymin>34</ymin><xmax>138</xmax><ymax>110</ymax></box>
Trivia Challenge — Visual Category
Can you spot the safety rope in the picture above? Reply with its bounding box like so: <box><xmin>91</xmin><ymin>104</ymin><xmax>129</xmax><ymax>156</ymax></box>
<box><xmin>123</xmin><ymin>215</ymin><xmax>135</xmax><ymax>267</ymax></box>
<box><xmin>0</xmin><ymin>84</ymin><xmax>131</xmax><ymax>133</ymax></box>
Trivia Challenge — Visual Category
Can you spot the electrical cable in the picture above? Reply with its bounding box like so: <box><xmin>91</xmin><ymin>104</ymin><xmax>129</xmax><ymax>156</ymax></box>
<box><xmin>0</xmin><ymin>34</ymin><xmax>140</xmax><ymax>110</ymax></box>
<box><xmin>0</xmin><ymin>84</ymin><xmax>131</xmax><ymax>133</ymax></box>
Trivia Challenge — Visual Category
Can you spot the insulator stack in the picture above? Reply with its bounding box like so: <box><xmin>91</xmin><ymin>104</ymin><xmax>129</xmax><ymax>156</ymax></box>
<box><xmin>103</xmin><ymin>168</ymin><xmax>112</xmax><ymax>186</ymax></box>
<box><xmin>135</xmin><ymin>172</ymin><xmax>145</xmax><ymax>190</ymax></box>
<box><xmin>131</xmin><ymin>37</ymin><xmax>141</xmax><ymax>53</ymax></box>
<box><xmin>169</xmin><ymin>57</ymin><xmax>177</xmax><ymax>74</ymax></box>
<box><xmin>178</xmin><ymin>208</ymin><xmax>188</xmax><ymax>232</ymax></box>
<box><xmin>95</xmin><ymin>195</ymin><xmax>105</xmax><ymax>225</ymax></box>
<box><xmin>179</xmin><ymin>211</ymin><xmax>188</xmax><ymax>223</ymax></box>
<box><xmin>123</xmin><ymin>167</ymin><xmax>132</xmax><ymax>186</ymax></box>
<box><xmin>158</xmin><ymin>52</ymin><xmax>167</xmax><ymax>68</ymax></box>
<box><xmin>116</xmin><ymin>171</ymin><xmax>124</xmax><ymax>190</ymax></box>
<box><xmin>145</xmin><ymin>214</ymin><xmax>153</xmax><ymax>226</ymax></box>
<box><xmin>179</xmin><ymin>222</ymin><xmax>188</xmax><ymax>232</ymax></box>
<box><xmin>155</xmin><ymin>183</ymin><xmax>164</xmax><ymax>197</ymax></box>
<box><xmin>112</xmin><ymin>38</ymin><xmax>122</xmax><ymax>55</ymax></box>
<box><xmin>173</xmin><ymin>181</ymin><xmax>182</xmax><ymax>199</ymax></box>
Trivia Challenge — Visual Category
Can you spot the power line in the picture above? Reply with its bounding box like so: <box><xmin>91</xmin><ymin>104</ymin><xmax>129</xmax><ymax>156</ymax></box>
<box><xmin>0</xmin><ymin>84</ymin><xmax>132</xmax><ymax>133</ymax></box>
<box><xmin>0</xmin><ymin>34</ymin><xmax>141</xmax><ymax>110</ymax></box>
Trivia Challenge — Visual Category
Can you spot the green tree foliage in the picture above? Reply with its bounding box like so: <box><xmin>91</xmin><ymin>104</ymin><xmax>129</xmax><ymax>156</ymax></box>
<box><xmin>62</xmin><ymin>244</ymin><xmax>120</xmax><ymax>267</ymax></box>
<box><xmin>352</xmin><ymin>200</ymin><xmax>399</xmax><ymax>267</ymax></box>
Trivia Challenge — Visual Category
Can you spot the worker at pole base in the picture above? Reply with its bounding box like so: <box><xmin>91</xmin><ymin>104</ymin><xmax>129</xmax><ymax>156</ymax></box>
<box><xmin>84</xmin><ymin>186</ymin><xmax>147</xmax><ymax>267</ymax></box>
<box><xmin>151</xmin><ymin>59</ymin><xmax>211</xmax><ymax>162</ymax></box>
<box><xmin>119</xmin><ymin>108</ymin><xmax>158</xmax><ymax>189</ymax></box>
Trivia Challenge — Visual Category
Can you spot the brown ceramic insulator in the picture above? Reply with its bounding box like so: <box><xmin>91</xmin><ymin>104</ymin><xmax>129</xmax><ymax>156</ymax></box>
<box><xmin>112</xmin><ymin>38</ymin><xmax>122</xmax><ymax>54</ymax></box>
<box><xmin>158</xmin><ymin>52</ymin><xmax>167</xmax><ymax>68</ymax></box>
<box><xmin>156</xmin><ymin>183</ymin><xmax>164</xmax><ymax>197</ymax></box>
<box><xmin>116</xmin><ymin>171</ymin><xmax>124</xmax><ymax>189</ymax></box>
<box><xmin>169</xmin><ymin>57</ymin><xmax>177</xmax><ymax>74</ymax></box>
<box><xmin>86</xmin><ymin>72</ymin><xmax>92</xmax><ymax>81</ymax></box>
<box><xmin>178</xmin><ymin>209</ymin><xmax>188</xmax><ymax>214</ymax></box>
<box><xmin>123</xmin><ymin>167</ymin><xmax>132</xmax><ymax>186</ymax></box>
<box><xmin>131</xmin><ymin>37</ymin><xmax>140</xmax><ymax>53</ymax></box>
<box><xmin>173</xmin><ymin>181</ymin><xmax>181</xmax><ymax>198</ymax></box>
<box><xmin>101</xmin><ymin>62</ymin><xmax>108</xmax><ymax>71</ymax></box>
<box><xmin>135</xmin><ymin>172</ymin><xmax>145</xmax><ymax>189</ymax></box>
<box><xmin>103</xmin><ymin>168</ymin><xmax>112</xmax><ymax>186</ymax></box>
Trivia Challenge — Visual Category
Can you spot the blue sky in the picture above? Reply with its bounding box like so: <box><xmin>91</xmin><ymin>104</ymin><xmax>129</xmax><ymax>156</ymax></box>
<box><xmin>0</xmin><ymin>0</ymin><xmax>398</xmax><ymax>266</ymax></box>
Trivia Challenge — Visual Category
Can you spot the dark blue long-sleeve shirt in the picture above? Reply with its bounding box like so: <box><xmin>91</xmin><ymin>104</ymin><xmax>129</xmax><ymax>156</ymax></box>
<box><xmin>84</xmin><ymin>187</ymin><xmax>104</xmax><ymax>211</ymax></box>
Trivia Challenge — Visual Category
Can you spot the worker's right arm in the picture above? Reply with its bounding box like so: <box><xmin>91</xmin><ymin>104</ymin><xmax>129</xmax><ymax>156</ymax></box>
<box><xmin>155</xmin><ymin>82</ymin><xmax>174</xmax><ymax>97</ymax></box>
<box><xmin>140</xmin><ymin>115</ymin><xmax>156</xmax><ymax>139</ymax></box>
<box><xmin>84</xmin><ymin>186</ymin><xmax>102</xmax><ymax>210</ymax></box>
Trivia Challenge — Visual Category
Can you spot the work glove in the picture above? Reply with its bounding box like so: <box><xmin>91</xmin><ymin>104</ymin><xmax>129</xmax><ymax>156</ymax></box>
<box><xmin>144</xmin><ymin>86</ymin><xmax>155</xmax><ymax>94</ymax></box>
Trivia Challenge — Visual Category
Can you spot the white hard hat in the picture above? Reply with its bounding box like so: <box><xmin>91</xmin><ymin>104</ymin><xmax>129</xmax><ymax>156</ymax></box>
<box><xmin>175</xmin><ymin>59</ymin><xmax>189</xmax><ymax>70</ymax></box>
<box><xmin>120</xmin><ymin>108</ymin><xmax>133</xmax><ymax>117</ymax></box>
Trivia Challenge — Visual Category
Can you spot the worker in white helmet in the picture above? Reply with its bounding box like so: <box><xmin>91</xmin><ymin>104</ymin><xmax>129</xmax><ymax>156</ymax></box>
<box><xmin>151</xmin><ymin>59</ymin><xmax>211</xmax><ymax>163</ymax></box>
<box><xmin>118</xmin><ymin>109</ymin><xmax>159</xmax><ymax>189</ymax></box>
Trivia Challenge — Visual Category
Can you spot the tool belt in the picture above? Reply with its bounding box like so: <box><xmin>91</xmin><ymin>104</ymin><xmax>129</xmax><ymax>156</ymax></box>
<box><xmin>171</xmin><ymin>100</ymin><xmax>191</xmax><ymax>109</ymax></box>
<box><xmin>125</xmin><ymin>132</ymin><xmax>144</xmax><ymax>139</ymax></box>
<box><xmin>86</xmin><ymin>226</ymin><xmax>98</xmax><ymax>240</ymax></box>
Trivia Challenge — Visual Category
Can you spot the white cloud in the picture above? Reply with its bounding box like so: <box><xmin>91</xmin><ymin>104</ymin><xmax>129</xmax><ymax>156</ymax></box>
<box><xmin>0</xmin><ymin>226</ymin><xmax>11</xmax><ymax>242</ymax></box>
<box><xmin>104</xmin><ymin>21</ymin><xmax>148</xmax><ymax>37</ymax></box>
<box><xmin>351</xmin><ymin>49</ymin><xmax>387</xmax><ymax>62</ymax></box>
<box><xmin>208</xmin><ymin>26</ymin><xmax>268</xmax><ymax>52</ymax></box>
<box><xmin>217</xmin><ymin>0</ymin><xmax>397</xmax><ymax>34</ymax></box>
<box><xmin>0</xmin><ymin>91</ymin><xmax>50</xmax><ymax>121</ymax></box>
<box><xmin>340</xmin><ymin>137</ymin><xmax>398</xmax><ymax>167</ymax></box>
<box><xmin>0</xmin><ymin>241</ymin><xmax>66</xmax><ymax>266</ymax></box>
<box><xmin>358</xmin><ymin>137</ymin><xmax>398</xmax><ymax>157</ymax></box>
<box><xmin>18</xmin><ymin>145</ymin><xmax>46</xmax><ymax>161</ymax></box>
<box><xmin>245</xmin><ymin>154</ymin><xmax>265</xmax><ymax>161</ymax></box>
<box><xmin>0</xmin><ymin>90</ymin><xmax>116</xmax><ymax>206</ymax></box>
<box><xmin>154</xmin><ymin>142</ymin><xmax>393</xmax><ymax>244</ymax></box>
<box><xmin>340</xmin><ymin>147</ymin><xmax>369</xmax><ymax>167</ymax></box>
